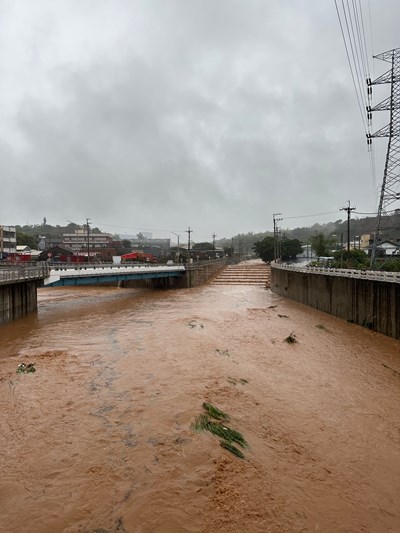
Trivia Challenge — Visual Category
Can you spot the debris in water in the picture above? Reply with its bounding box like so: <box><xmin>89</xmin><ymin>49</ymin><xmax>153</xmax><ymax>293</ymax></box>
<box><xmin>16</xmin><ymin>363</ymin><xmax>36</xmax><ymax>374</ymax></box>
<box><xmin>191</xmin><ymin>404</ymin><xmax>248</xmax><ymax>459</ymax></box>
<box><xmin>381</xmin><ymin>363</ymin><xmax>400</xmax><ymax>378</ymax></box>
<box><xmin>278</xmin><ymin>314</ymin><xmax>289</xmax><ymax>318</ymax></box>
<box><xmin>284</xmin><ymin>332</ymin><xmax>297</xmax><ymax>344</ymax></box>
<box><xmin>268</xmin><ymin>305</ymin><xmax>278</xmax><ymax>309</ymax></box>
<box><xmin>220</xmin><ymin>440</ymin><xmax>245</xmax><ymax>459</ymax></box>
<box><xmin>315</xmin><ymin>324</ymin><xmax>328</xmax><ymax>331</ymax></box>
<box><xmin>187</xmin><ymin>320</ymin><xmax>204</xmax><ymax>329</ymax></box>
<box><xmin>215</xmin><ymin>348</ymin><xmax>230</xmax><ymax>357</ymax></box>
<box><xmin>202</xmin><ymin>402</ymin><xmax>230</xmax><ymax>421</ymax></box>
<box><xmin>227</xmin><ymin>377</ymin><xmax>249</xmax><ymax>386</ymax></box>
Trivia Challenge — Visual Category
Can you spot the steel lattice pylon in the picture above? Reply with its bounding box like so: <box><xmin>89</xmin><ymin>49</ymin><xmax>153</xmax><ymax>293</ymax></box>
<box><xmin>367</xmin><ymin>48</ymin><xmax>400</xmax><ymax>263</ymax></box>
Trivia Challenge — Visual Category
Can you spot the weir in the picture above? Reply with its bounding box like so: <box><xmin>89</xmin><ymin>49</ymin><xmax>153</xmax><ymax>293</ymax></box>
<box><xmin>271</xmin><ymin>262</ymin><xmax>400</xmax><ymax>339</ymax></box>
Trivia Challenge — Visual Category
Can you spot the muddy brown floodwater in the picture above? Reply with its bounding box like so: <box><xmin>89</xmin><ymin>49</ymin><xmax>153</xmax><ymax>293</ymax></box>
<box><xmin>0</xmin><ymin>277</ymin><xmax>400</xmax><ymax>533</ymax></box>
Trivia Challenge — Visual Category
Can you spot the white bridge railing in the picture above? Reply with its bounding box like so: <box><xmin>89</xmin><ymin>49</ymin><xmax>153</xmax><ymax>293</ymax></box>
<box><xmin>272</xmin><ymin>262</ymin><xmax>400</xmax><ymax>284</ymax></box>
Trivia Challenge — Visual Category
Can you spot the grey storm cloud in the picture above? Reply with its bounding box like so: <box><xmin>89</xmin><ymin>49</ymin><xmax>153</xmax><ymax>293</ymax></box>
<box><xmin>1</xmin><ymin>0</ymin><xmax>399</xmax><ymax>239</ymax></box>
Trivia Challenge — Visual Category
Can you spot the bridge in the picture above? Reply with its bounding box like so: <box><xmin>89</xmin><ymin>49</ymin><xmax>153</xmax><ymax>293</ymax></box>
<box><xmin>0</xmin><ymin>259</ymin><xmax>228</xmax><ymax>324</ymax></box>
<box><xmin>0</xmin><ymin>262</ymin><xmax>186</xmax><ymax>324</ymax></box>
<box><xmin>44</xmin><ymin>263</ymin><xmax>185</xmax><ymax>287</ymax></box>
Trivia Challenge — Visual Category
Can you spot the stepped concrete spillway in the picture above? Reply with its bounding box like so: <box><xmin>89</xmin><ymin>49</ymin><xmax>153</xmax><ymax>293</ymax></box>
<box><xmin>211</xmin><ymin>260</ymin><xmax>270</xmax><ymax>287</ymax></box>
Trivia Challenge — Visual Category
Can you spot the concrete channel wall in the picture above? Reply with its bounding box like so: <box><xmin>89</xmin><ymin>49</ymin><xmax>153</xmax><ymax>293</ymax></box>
<box><xmin>0</xmin><ymin>280</ymin><xmax>39</xmax><ymax>325</ymax></box>
<box><xmin>271</xmin><ymin>264</ymin><xmax>400</xmax><ymax>339</ymax></box>
<box><xmin>176</xmin><ymin>258</ymin><xmax>229</xmax><ymax>288</ymax></box>
<box><xmin>0</xmin><ymin>263</ymin><xmax>50</xmax><ymax>325</ymax></box>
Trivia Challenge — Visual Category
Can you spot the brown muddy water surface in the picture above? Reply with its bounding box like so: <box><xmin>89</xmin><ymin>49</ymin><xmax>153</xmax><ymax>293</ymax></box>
<box><xmin>0</xmin><ymin>280</ymin><xmax>399</xmax><ymax>532</ymax></box>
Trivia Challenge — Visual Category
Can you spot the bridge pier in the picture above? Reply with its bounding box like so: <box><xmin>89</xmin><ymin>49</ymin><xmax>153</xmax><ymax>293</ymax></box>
<box><xmin>0</xmin><ymin>280</ymin><xmax>40</xmax><ymax>325</ymax></box>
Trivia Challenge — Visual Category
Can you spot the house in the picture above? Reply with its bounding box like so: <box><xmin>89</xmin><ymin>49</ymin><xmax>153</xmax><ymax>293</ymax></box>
<box><xmin>38</xmin><ymin>245</ymin><xmax>78</xmax><ymax>263</ymax></box>
<box><xmin>374</xmin><ymin>240</ymin><xmax>400</xmax><ymax>256</ymax></box>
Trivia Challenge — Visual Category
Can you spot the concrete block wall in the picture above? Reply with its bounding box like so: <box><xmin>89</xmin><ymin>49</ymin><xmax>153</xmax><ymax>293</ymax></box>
<box><xmin>0</xmin><ymin>281</ymin><xmax>38</xmax><ymax>325</ymax></box>
<box><xmin>271</xmin><ymin>266</ymin><xmax>400</xmax><ymax>339</ymax></box>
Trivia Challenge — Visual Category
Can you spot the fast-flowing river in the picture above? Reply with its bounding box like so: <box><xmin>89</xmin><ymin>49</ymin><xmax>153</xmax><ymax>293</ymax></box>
<box><xmin>0</xmin><ymin>279</ymin><xmax>399</xmax><ymax>532</ymax></box>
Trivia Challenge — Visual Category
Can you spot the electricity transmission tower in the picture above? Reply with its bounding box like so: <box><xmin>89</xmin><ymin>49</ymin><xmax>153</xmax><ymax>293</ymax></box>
<box><xmin>367</xmin><ymin>48</ymin><xmax>400</xmax><ymax>263</ymax></box>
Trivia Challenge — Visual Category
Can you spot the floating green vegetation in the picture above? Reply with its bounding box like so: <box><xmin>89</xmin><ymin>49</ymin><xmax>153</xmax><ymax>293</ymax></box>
<box><xmin>16</xmin><ymin>363</ymin><xmax>36</xmax><ymax>374</ymax></box>
<box><xmin>220</xmin><ymin>440</ymin><xmax>245</xmax><ymax>459</ymax></box>
<box><xmin>191</xmin><ymin>403</ymin><xmax>248</xmax><ymax>459</ymax></box>
<box><xmin>284</xmin><ymin>332</ymin><xmax>297</xmax><ymax>344</ymax></box>
<box><xmin>202</xmin><ymin>402</ymin><xmax>230</xmax><ymax>421</ymax></box>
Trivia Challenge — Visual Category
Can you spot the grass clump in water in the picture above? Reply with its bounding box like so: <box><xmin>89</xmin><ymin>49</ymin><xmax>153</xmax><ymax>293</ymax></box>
<box><xmin>220</xmin><ymin>440</ymin><xmax>245</xmax><ymax>459</ymax></box>
<box><xmin>191</xmin><ymin>403</ymin><xmax>248</xmax><ymax>459</ymax></box>
<box><xmin>202</xmin><ymin>402</ymin><xmax>230</xmax><ymax>421</ymax></box>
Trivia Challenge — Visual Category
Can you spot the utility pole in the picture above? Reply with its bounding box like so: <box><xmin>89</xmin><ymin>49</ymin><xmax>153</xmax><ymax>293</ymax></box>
<box><xmin>340</xmin><ymin>202</ymin><xmax>355</xmax><ymax>252</ymax></box>
<box><xmin>212</xmin><ymin>233</ymin><xmax>216</xmax><ymax>258</ymax></box>
<box><xmin>273</xmin><ymin>213</ymin><xmax>282</xmax><ymax>261</ymax></box>
<box><xmin>366</xmin><ymin>48</ymin><xmax>400</xmax><ymax>264</ymax></box>
<box><xmin>186</xmin><ymin>226</ymin><xmax>192</xmax><ymax>288</ymax></box>
<box><xmin>86</xmin><ymin>218</ymin><xmax>91</xmax><ymax>263</ymax></box>
<box><xmin>186</xmin><ymin>226</ymin><xmax>192</xmax><ymax>264</ymax></box>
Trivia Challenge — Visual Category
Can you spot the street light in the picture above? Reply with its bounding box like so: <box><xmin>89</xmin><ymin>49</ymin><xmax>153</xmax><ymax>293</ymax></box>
<box><xmin>170</xmin><ymin>232</ymin><xmax>180</xmax><ymax>263</ymax></box>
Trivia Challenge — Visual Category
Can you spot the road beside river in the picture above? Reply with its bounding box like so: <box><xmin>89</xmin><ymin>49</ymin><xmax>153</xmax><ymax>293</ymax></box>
<box><xmin>1</xmin><ymin>281</ymin><xmax>399</xmax><ymax>532</ymax></box>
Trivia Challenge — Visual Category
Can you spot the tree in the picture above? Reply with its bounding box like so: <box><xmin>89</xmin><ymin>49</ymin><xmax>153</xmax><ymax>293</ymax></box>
<box><xmin>310</xmin><ymin>233</ymin><xmax>331</xmax><ymax>257</ymax></box>
<box><xmin>253</xmin><ymin>236</ymin><xmax>275</xmax><ymax>262</ymax></box>
<box><xmin>331</xmin><ymin>249</ymin><xmax>368</xmax><ymax>269</ymax></box>
<box><xmin>16</xmin><ymin>232</ymin><xmax>37</xmax><ymax>249</ymax></box>
<box><xmin>281</xmin><ymin>238</ymin><xmax>303</xmax><ymax>261</ymax></box>
<box><xmin>192</xmin><ymin>242</ymin><xmax>213</xmax><ymax>251</ymax></box>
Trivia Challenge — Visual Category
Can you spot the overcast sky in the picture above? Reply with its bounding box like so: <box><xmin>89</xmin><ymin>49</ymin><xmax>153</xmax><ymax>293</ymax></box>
<box><xmin>1</xmin><ymin>0</ymin><xmax>399</xmax><ymax>242</ymax></box>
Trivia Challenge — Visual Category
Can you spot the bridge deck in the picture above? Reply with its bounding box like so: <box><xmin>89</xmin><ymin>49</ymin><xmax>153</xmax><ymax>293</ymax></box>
<box><xmin>0</xmin><ymin>263</ymin><xmax>50</xmax><ymax>285</ymax></box>
<box><xmin>45</xmin><ymin>264</ymin><xmax>186</xmax><ymax>286</ymax></box>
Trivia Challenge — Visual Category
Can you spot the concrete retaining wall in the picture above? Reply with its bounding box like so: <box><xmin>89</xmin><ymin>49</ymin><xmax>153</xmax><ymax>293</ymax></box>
<box><xmin>271</xmin><ymin>266</ymin><xmax>400</xmax><ymax>339</ymax></box>
<box><xmin>0</xmin><ymin>281</ymin><xmax>39</xmax><ymax>325</ymax></box>
<box><xmin>177</xmin><ymin>259</ymin><xmax>228</xmax><ymax>288</ymax></box>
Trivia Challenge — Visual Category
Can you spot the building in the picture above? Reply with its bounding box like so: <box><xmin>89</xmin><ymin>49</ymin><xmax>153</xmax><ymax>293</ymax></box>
<box><xmin>129</xmin><ymin>237</ymin><xmax>170</xmax><ymax>259</ymax></box>
<box><xmin>62</xmin><ymin>229</ymin><xmax>114</xmax><ymax>255</ymax></box>
<box><xmin>0</xmin><ymin>225</ymin><xmax>17</xmax><ymax>257</ymax></box>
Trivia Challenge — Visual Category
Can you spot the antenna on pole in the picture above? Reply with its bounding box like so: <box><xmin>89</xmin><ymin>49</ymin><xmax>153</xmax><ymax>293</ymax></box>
<box><xmin>366</xmin><ymin>48</ymin><xmax>400</xmax><ymax>265</ymax></box>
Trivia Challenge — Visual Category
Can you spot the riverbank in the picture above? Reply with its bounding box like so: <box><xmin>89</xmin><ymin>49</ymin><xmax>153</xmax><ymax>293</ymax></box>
<box><xmin>0</xmin><ymin>283</ymin><xmax>399</xmax><ymax>532</ymax></box>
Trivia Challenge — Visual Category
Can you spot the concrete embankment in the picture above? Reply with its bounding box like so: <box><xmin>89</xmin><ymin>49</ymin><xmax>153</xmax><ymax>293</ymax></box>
<box><xmin>0</xmin><ymin>281</ymin><xmax>39</xmax><ymax>325</ymax></box>
<box><xmin>271</xmin><ymin>264</ymin><xmax>400</xmax><ymax>339</ymax></box>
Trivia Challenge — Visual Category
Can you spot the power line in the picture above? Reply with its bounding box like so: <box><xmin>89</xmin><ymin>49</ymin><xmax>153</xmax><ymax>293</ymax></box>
<box><xmin>334</xmin><ymin>0</ymin><xmax>368</xmax><ymax>131</ymax></box>
<box><xmin>283</xmin><ymin>210</ymin><xmax>339</xmax><ymax>220</ymax></box>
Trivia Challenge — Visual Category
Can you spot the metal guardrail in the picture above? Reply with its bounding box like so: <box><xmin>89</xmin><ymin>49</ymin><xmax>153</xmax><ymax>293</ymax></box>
<box><xmin>0</xmin><ymin>262</ymin><xmax>50</xmax><ymax>285</ymax></box>
<box><xmin>272</xmin><ymin>262</ymin><xmax>400</xmax><ymax>284</ymax></box>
